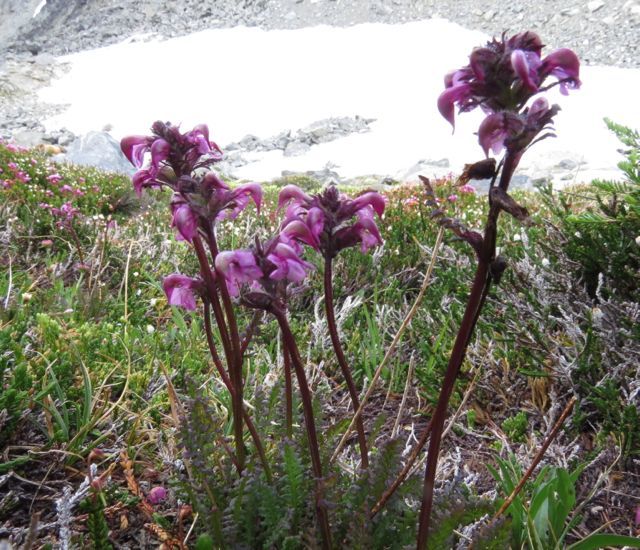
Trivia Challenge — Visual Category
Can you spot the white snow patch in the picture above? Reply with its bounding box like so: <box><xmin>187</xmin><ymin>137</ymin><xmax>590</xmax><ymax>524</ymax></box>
<box><xmin>39</xmin><ymin>19</ymin><xmax>640</xmax><ymax>184</ymax></box>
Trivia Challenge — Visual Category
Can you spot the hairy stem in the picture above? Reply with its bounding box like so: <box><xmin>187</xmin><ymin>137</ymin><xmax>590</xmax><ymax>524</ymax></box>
<box><xmin>324</xmin><ymin>257</ymin><xmax>369</xmax><ymax>468</ymax></box>
<box><xmin>274</xmin><ymin>309</ymin><xmax>332</xmax><ymax>550</ymax></box>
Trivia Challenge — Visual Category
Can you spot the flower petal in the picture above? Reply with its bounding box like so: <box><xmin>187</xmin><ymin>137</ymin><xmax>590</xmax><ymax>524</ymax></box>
<box><xmin>352</xmin><ymin>191</ymin><xmax>386</xmax><ymax>217</ymax></box>
<box><xmin>121</xmin><ymin>135</ymin><xmax>149</xmax><ymax>168</ymax></box>
<box><xmin>511</xmin><ymin>49</ymin><xmax>540</xmax><ymax>92</ymax></box>
<box><xmin>278</xmin><ymin>185</ymin><xmax>312</xmax><ymax>209</ymax></box>
<box><xmin>163</xmin><ymin>274</ymin><xmax>200</xmax><ymax>311</ymax></box>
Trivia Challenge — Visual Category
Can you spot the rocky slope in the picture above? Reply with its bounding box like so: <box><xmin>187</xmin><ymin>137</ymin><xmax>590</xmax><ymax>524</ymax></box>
<box><xmin>3</xmin><ymin>0</ymin><xmax>639</xmax><ymax>67</ymax></box>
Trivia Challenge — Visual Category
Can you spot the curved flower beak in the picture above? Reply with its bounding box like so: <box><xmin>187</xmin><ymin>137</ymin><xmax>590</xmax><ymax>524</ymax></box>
<box><xmin>282</xmin><ymin>219</ymin><xmax>321</xmax><ymax>251</ymax></box>
<box><xmin>352</xmin><ymin>192</ymin><xmax>386</xmax><ymax>217</ymax></box>
<box><xmin>541</xmin><ymin>48</ymin><xmax>581</xmax><ymax>93</ymax></box>
<box><xmin>150</xmin><ymin>138</ymin><xmax>170</xmax><ymax>168</ymax></box>
<box><xmin>277</xmin><ymin>185</ymin><xmax>312</xmax><ymax>209</ymax></box>
<box><xmin>121</xmin><ymin>135</ymin><xmax>150</xmax><ymax>168</ymax></box>
<box><xmin>478</xmin><ymin>112</ymin><xmax>524</xmax><ymax>157</ymax></box>
<box><xmin>437</xmin><ymin>84</ymin><xmax>471</xmax><ymax>128</ymax></box>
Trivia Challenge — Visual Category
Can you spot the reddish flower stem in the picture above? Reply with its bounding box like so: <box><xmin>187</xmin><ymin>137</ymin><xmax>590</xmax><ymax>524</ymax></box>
<box><xmin>273</xmin><ymin>308</ymin><xmax>332</xmax><ymax>550</ymax></box>
<box><xmin>203</xmin><ymin>302</ymin><xmax>272</xmax><ymax>482</ymax></box>
<box><xmin>193</xmin><ymin>234</ymin><xmax>245</xmax><ymax>473</ymax></box>
<box><xmin>205</xmin><ymin>228</ymin><xmax>246</xmax><ymax>472</ymax></box>
<box><xmin>282</xmin><ymin>332</ymin><xmax>294</xmax><ymax>439</ymax></box>
<box><xmin>416</xmin><ymin>152</ymin><xmax>520</xmax><ymax>548</ymax></box>
<box><xmin>324</xmin><ymin>256</ymin><xmax>369</xmax><ymax>468</ymax></box>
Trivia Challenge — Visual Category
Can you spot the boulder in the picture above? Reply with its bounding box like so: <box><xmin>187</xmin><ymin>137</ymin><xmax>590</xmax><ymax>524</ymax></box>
<box><xmin>65</xmin><ymin>131</ymin><xmax>134</xmax><ymax>174</ymax></box>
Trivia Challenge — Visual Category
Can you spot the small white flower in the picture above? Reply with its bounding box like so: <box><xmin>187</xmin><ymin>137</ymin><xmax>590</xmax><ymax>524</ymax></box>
<box><xmin>146</xmin><ymin>324</ymin><xmax>155</xmax><ymax>334</ymax></box>
<box><xmin>136</xmin><ymin>289</ymin><xmax>142</xmax><ymax>296</ymax></box>
<box><xmin>150</xmin><ymin>298</ymin><xmax>157</xmax><ymax>307</ymax></box>
<box><xmin>513</xmin><ymin>233</ymin><xmax>521</xmax><ymax>242</ymax></box>
<box><xmin>133</xmin><ymin>271</ymin><xmax>139</xmax><ymax>277</ymax></box>
<box><xmin>541</xmin><ymin>258</ymin><xmax>550</xmax><ymax>268</ymax></box>
<box><xmin>591</xmin><ymin>307</ymin><xmax>604</xmax><ymax>322</ymax></box>
<box><xmin>574</xmin><ymin>231</ymin><xmax>582</xmax><ymax>238</ymax></box>
<box><xmin>635</xmin><ymin>235</ymin><xmax>640</xmax><ymax>246</ymax></box>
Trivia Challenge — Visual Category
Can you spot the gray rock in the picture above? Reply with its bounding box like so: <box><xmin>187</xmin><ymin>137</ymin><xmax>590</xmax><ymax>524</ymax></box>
<box><xmin>283</xmin><ymin>141</ymin><xmax>311</xmax><ymax>157</ymax></box>
<box><xmin>65</xmin><ymin>131</ymin><xmax>134</xmax><ymax>174</ymax></box>
<box><xmin>11</xmin><ymin>129</ymin><xmax>44</xmax><ymax>147</ymax></box>
<box><xmin>556</xmin><ymin>158</ymin><xmax>578</xmax><ymax>170</ymax></box>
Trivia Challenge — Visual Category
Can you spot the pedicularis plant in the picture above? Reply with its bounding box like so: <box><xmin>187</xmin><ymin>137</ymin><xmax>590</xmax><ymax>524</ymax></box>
<box><xmin>121</xmin><ymin>31</ymin><xmax>584</xmax><ymax>548</ymax></box>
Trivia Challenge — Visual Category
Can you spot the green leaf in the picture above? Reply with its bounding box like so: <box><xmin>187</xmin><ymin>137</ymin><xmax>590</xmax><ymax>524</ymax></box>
<box><xmin>567</xmin><ymin>533</ymin><xmax>640</xmax><ymax>550</ymax></box>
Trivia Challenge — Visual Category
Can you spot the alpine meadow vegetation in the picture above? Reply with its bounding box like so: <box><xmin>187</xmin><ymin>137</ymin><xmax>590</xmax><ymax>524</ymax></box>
<box><xmin>1</xmin><ymin>31</ymin><xmax>639</xmax><ymax>549</ymax></box>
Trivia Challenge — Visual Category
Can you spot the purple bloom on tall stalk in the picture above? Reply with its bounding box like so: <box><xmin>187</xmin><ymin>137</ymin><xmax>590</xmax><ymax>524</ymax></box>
<box><xmin>121</xmin><ymin>122</ymin><xmax>223</xmax><ymax>195</ymax></box>
<box><xmin>215</xmin><ymin>235</ymin><xmax>314</xmax><ymax>299</ymax></box>
<box><xmin>437</xmin><ymin>31</ymin><xmax>580</xmax><ymax>128</ymax></box>
<box><xmin>163</xmin><ymin>274</ymin><xmax>203</xmax><ymax>311</ymax></box>
<box><xmin>279</xmin><ymin>184</ymin><xmax>385</xmax><ymax>258</ymax></box>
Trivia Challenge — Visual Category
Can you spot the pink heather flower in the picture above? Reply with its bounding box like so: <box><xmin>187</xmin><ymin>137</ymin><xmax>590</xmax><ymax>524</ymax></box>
<box><xmin>460</xmin><ymin>184</ymin><xmax>475</xmax><ymax>194</ymax></box>
<box><xmin>47</xmin><ymin>173</ymin><xmax>62</xmax><ymax>184</ymax></box>
<box><xmin>60</xmin><ymin>184</ymin><xmax>73</xmax><ymax>193</ymax></box>
<box><xmin>16</xmin><ymin>171</ymin><xmax>30</xmax><ymax>183</ymax></box>
<box><xmin>147</xmin><ymin>486</ymin><xmax>167</xmax><ymax>505</ymax></box>
<box><xmin>73</xmin><ymin>189</ymin><xmax>85</xmax><ymax>197</ymax></box>
<box><xmin>6</xmin><ymin>143</ymin><xmax>19</xmax><ymax>153</ymax></box>
<box><xmin>41</xmin><ymin>239</ymin><xmax>54</xmax><ymax>248</ymax></box>
<box><xmin>7</xmin><ymin>162</ymin><xmax>18</xmax><ymax>171</ymax></box>
<box><xmin>1</xmin><ymin>180</ymin><xmax>12</xmax><ymax>189</ymax></box>
<box><xmin>163</xmin><ymin>274</ymin><xmax>203</xmax><ymax>311</ymax></box>
<box><xmin>447</xmin><ymin>194</ymin><xmax>458</xmax><ymax>202</ymax></box>
<box><xmin>215</xmin><ymin>250</ymin><xmax>264</xmax><ymax>297</ymax></box>
<box><xmin>403</xmin><ymin>197</ymin><xmax>419</xmax><ymax>208</ymax></box>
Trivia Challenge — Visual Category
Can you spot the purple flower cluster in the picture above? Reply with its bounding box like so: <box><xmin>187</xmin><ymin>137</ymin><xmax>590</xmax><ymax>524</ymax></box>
<box><xmin>121</xmin><ymin>121</ymin><xmax>223</xmax><ymax>196</ymax></box>
<box><xmin>122</xmin><ymin>121</ymin><xmax>387</xmax><ymax>311</ymax></box>
<box><xmin>279</xmin><ymin>185</ymin><xmax>385</xmax><ymax>258</ymax></box>
<box><xmin>437</xmin><ymin>31</ymin><xmax>580</xmax><ymax>157</ymax></box>
<box><xmin>213</xmin><ymin>185</ymin><xmax>385</xmax><ymax>305</ymax></box>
